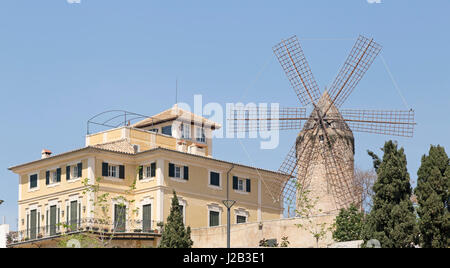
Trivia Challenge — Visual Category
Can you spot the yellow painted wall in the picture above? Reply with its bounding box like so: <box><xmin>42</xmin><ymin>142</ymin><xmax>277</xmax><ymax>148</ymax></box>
<box><xmin>13</xmin><ymin>148</ymin><xmax>283</xmax><ymax>238</ymax></box>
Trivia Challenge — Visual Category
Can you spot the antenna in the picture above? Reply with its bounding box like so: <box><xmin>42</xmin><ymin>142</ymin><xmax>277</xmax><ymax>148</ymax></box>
<box><xmin>175</xmin><ymin>78</ymin><xmax>178</xmax><ymax>105</ymax></box>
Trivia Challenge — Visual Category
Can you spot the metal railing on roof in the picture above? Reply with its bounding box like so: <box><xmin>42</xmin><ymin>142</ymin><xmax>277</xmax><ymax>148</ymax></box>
<box><xmin>87</xmin><ymin>110</ymin><xmax>154</xmax><ymax>135</ymax></box>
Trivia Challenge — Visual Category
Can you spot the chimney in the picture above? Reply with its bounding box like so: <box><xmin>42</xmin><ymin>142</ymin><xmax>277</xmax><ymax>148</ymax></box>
<box><xmin>41</xmin><ymin>149</ymin><xmax>52</xmax><ymax>159</ymax></box>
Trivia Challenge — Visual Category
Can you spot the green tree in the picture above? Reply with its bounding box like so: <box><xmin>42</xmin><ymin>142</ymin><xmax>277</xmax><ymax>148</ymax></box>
<box><xmin>414</xmin><ymin>145</ymin><xmax>450</xmax><ymax>248</ymax></box>
<box><xmin>332</xmin><ymin>204</ymin><xmax>364</xmax><ymax>242</ymax></box>
<box><xmin>159</xmin><ymin>191</ymin><xmax>193</xmax><ymax>248</ymax></box>
<box><xmin>362</xmin><ymin>141</ymin><xmax>418</xmax><ymax>248</ymax></box>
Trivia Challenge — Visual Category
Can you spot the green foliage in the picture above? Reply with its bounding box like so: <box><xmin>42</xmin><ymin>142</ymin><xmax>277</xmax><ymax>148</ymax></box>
<box><xmin>57</xmin><ymin>233</ymin><xmax>101</xmax><ymax>248</ymax></box>
<box><xmin>415</xmin><ymin>145</ymin><xmax>450</xmax><ymax>248</ymax></box>
<box><xmin>158</xmin><ymin>191</ymin><xmax>193</xmax><ymax>248</ymax></box>
<box><xmin>295</xmin><ymin>189</ymin><xmax>332</xmax><ymax>248</ymax></box>
<box><xmin>258</xmin><ymin>236</ymin><xmax>289</xmax><ymax>248</ymax></box>
<box><xmin>81</xmin><ymin>175</ymin><xmax>137</xmax><ymax>248</ymax></box>
<box><xmin>280</xmin><ymin>236</ymin><xmax>290</xmax><ymax>247</ymax></box>
<box><xmin>332</xmin><ymin>204</ymin><xmax>364</xmax><ymax>242</ymax></box>
<box><xmin>362</xmin><ymin>141</ymin><xmax>418</xmax><ymax>248</ymax></box>
<box><xmin>258</xmin><ymin>238</ymin><xmax>277</xmax><ymax>247</ymax></box>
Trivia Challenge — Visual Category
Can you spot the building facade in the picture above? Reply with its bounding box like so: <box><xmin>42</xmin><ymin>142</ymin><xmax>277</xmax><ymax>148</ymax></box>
<box><xmin>8</xmin><ymin>106</ymin><xmax>285</xmax><ymax>247</ymax></box>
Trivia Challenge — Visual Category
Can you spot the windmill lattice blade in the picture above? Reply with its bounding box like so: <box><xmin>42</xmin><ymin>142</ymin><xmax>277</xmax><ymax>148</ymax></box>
<box><xmin>273</xmin><ymin>36</ymin><xmax>322</xmax><ymax>107</ymax></box>
<box><xmin>340</xmin><ymin>109</ymin><xmax>415</xmax><ymax>137</ymax></box>
<box><xmin>327</xmin><ymin>35</ymin><xmax>382</xmax><ymax>109</ymax></box>
<box><xmin>319</xmin><ymin>128</ymin><xmax>360</xmax><ymax>211</ymax></box>
<box><xmin>275</xmin><ymin>127</ymin><xmax>319</xmax><ymax>215</ymax></box>
<box><xmin>229</xmin><ymin>107</ymin><xmax>307</xmax><ymax>132</ymax></box>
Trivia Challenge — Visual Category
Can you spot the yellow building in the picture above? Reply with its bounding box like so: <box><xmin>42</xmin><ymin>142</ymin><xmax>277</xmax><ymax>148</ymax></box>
<box><xmin>8</xmin><ymin>105</ymin><xmax>285</xmax><ymax>247</ymax></box>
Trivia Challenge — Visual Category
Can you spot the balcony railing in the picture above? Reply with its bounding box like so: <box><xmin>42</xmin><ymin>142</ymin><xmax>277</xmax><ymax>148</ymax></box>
<box><xmin>8</xmin><ymin>217</ymin><xmax>159</xmax><ymax>245</ymax></box>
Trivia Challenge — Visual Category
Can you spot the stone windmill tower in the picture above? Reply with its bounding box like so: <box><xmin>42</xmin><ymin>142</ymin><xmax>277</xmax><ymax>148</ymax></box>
<box><xmin>233</xmin><ymin>35</ymin><xmax>416</xmax><ymax>215</ymax></box>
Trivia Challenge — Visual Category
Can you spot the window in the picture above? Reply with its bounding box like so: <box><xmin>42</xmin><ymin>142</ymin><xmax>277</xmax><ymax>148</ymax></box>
<box><xmin>102</xmin><ymin>162</ymin><xmax>125</xmax><ymax>179</ymax></box>
<box><xmin>196</xmin><ymin>127</ymin><xmax>206</xmax><ymax>143</ymax></box>
<box><xmin>133</xmin><ymin>144</ymin><xmax>140</xmax><ymax>153</ymax></box>
<box><xmin>51</xmin><ymin>171</ymin><xmax>58</xmax><ymax>184</ymax></box>
<box><xmin>181</xmin><ymin>123</ymin><xmax>191</xmax><ymax>139</ymax></box>
<box><xmin>29</xmin><ymin>174</ymin><xmax>38</xmax><ymax>189</ymax></box>
<box><xmin>146</xmin><ymin>166</ymin><xmax>152</xmax><ymax>178</ymax></box>
<box><xmin>72</xmin><ymin>165</ymin><xmax>79</xmax><ymax>179</ymax></box>
<box><xmin>236</xmin><ymin>215</ymin><xmax>247</xmax><ymax>224</ymax></box>
<box><xmin>162</xmin><ymin>125</ymin><xmax>172</xmax><ymax>136</ymax></box>
<box><xmin>67</xmin><ymin>163</ymin><xmax>82</xmax><ymax>181</ymax></box>
<box><xmin>149</xmin><ymin>128</ymin><xmax>158</xmax><ymax>133</ymax></box>
<box><xmin>233</xmin><ymin>176</ymin><xmax>251</xmax><ymax>193</ymax></box>
<box><xmin>140</xmin><ymin>162</ymin><xmax>156</xmax><ymax>180</ymax></box>
<box><xmin>169</xmin><ymin>163</ymin><xmax>189</xmax><ymax>180</ymax></box>
<box><xmin>238</xmin><ymin>179</ymin><xmax>244</xmax><ymax>191</ymax></box>
<box><xmin>29</xmin><ymin>209</ymin><xmax>37</xmax><ymax>239</ymax></box>
<box><xmin>114</xmin><ymin>204</ymin><xmax>126</xmax><ymax>232</ymax></box>
<box><xmin>142</xmin><ymin>204</ymin><xmax>152</xmax><ymax>232</ymax></box>
<box><xmin>175</xmin><ymin>166</ymin><xmax>181</xmax><ymax>178</ymax></box>
<box><xmin>108</xmin><ymin>165</ymin><xmax>117</xmax><ymax>178</ymax></box>
<box><xmin>69</xmin><ymin>200</ymin><xmax>78</xmax><ymax>230</ymax></box>
<box><xmin>209</xmin><ymin>211</ymin><xmax>220</xmax><ymax>227</ymax></box>
<box><xmin>209</xmin><ymin>171</ymin><xmax>220</xmax><ymax>187</ymax></box>
<box><xmin>46</xmin><ymin>168</ymin><xmax>61</xmax><ymax>185</ymax></box>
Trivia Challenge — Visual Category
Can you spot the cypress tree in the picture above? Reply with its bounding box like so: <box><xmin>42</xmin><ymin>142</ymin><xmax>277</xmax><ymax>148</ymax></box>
<box><xmin>332</xmin><ymin>204</ymin><xmax>364</xmax><ymax>242</ymax></box>
<box><xmin>158</xmin><ymin>191</ymin><xmax>193</xmax><ymax>248</ymax></box>
<box><xmin>363</xmin><ymin>141</ymin><xmax>417</xmax><ymax>248</ymax></box>
<box><xmin>415</xmin><ymin>145</ymin><xmax>450</xmax><ymax>248</ymax></box>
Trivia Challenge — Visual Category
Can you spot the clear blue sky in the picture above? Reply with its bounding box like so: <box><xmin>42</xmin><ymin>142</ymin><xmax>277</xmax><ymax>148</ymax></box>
<box><xmin>1</xmin><ymin>0</ymin><xmax>449</xmax><ymax>229</ymax></box>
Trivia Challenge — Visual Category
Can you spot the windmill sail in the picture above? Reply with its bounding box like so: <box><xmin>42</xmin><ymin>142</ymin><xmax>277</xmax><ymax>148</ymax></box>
<box><xmin>273</xmin><ymin>36</ymin><xmax>322</xmax><ymax>107</ymax></box>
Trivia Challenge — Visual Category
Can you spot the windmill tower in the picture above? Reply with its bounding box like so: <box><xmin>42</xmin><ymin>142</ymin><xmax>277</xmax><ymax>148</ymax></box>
<box><xmin>233</xmin><ymin>35</ymin><xmax>416</xmax><ymax>215</ymax></box>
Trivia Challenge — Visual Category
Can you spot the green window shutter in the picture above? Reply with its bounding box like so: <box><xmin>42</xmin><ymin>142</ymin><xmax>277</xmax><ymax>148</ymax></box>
<box><xmin>37</xmin><ymin>212</ymin><xmax>40</xmax><ymax>233</ymax></box>
<box><xmin>138</xmin><ymin>166</ymin><xmax>143</xmax><ymax>180</ymax></box>
<box><xmin>246</xmin><ymin>179</ymin><xmax>251</xmax><ymax>193</ymax></box>
<box><xmin>78</xmin><ymin>203</ymin><xmax>81</xmax><ymax>225</ymax></box>
<box><xmin>168</xmin><ymin>163</ymin><xmax>175</xmax><ymax>177</ymax></box>
<box><xmin>26</xmin><ymin>214</ymin><xmax>29</xmax><ymax>238</ymax></box>
<box><xmin>210</xmin><ymin>172</ymin><xmax>220</xmax><ymax>186</ymax></box>
<box><xmin>46</xmin><ymin>171</ymin><xmax>50</xmax><ymax>185</ymax></box>
<box><xmin>237</xmin><ymin>215</ymin><xmax>246</xmax><ymax>224</ymax></box>
<box><xmin>70</xmin><ymin>201</ymin><xmax>77</xmax><ymax>229</ymax></box>
<box><xmin>102</xmin><ymin>162</ymin><xmax>108</xmax><ymax>177</ymax></box>
<box><xmin>119</xmin><ymin>165</ymin><xmax>125</xmax><ymax>179</ymax></box>
<box><xmin>66</xmin><ymin>166</ymin><xmax>71</xmax><ymax>181</ymax></box>
<box><xmin>143</xmin><ymin>204</ymin><xmax>152</xmax><ymax>232</ymax></box>
<box><xmin>50</xmin><ymin>206</ymin><xmax>57</xmax><ymax>236</ymax></box>
<box><xmin>184</xmin><ymin>166</ymin><xmax>189</xmax><ymax>180</ymax></box>
<box><xmin>56</xmin><ymin>168</ymin><xmax>61</xmax><ymax>182</ymax></box>
<box><xmin>151</xmin><ymin>162</ymin><xmax>156</xmax><ymax>177</ymax></box>
<box><xmin>77</xmin><ymin>163</ymin><xmax>82</xmax><ymax>178</ymax></box>
<box><xmin>30</xmin><ymin>210</ymin><xmax>37</xmax><ymax>239</ymax></box>
<box><xmin>232</xmin><ymin>176</ymin><xmax>238</xmax><ymax>190</ymax></box>
<box><xmin>30</xmin><ymin>174</ymin><xmax>38</xmax><ymax>188</ymax></box>
<box><xmin>209</xmin><ymin>211</ymin><xmax>219</xmax><ymax>227</ymax></box>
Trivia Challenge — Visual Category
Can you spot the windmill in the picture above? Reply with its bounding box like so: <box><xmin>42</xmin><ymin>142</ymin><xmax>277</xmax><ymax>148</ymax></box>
<box><xmin>232</xmin><ymin>35</ymin><xmax>415</xmax><ymax>215</ymax></box>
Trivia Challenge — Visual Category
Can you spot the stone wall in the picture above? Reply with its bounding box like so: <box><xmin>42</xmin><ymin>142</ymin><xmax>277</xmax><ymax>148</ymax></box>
<box><xmin>191</xmin><ymin>214</ymin><xmax>337</xmax><ymax>248</ymax></box>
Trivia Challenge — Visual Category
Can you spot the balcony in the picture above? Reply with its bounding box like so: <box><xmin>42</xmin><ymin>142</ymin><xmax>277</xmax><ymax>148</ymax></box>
<box><xmin>7</xmin><ymin>217</ymin><xmax>161</xmax><ymax>247</ymax></box>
